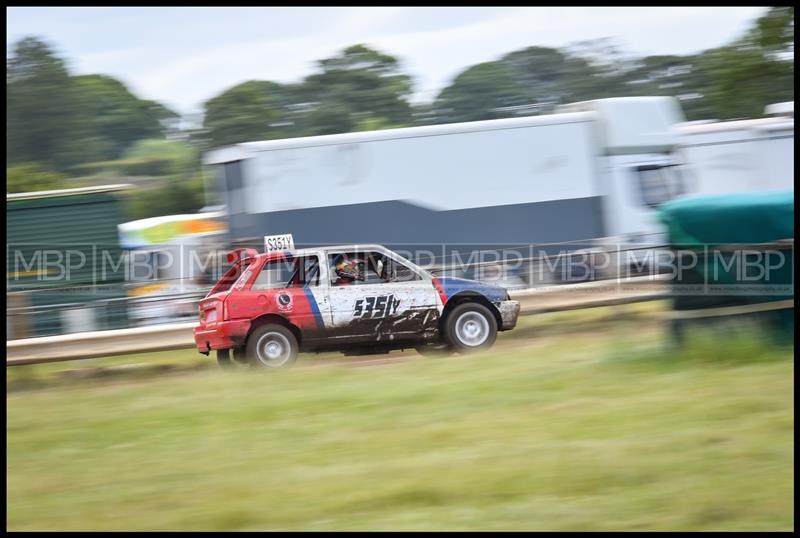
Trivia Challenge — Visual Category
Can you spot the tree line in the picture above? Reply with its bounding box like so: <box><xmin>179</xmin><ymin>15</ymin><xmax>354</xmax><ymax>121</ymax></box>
<box><xmin>6</xmin><ymin>7</ymin><xmax>793</xmax><ymax>219</ymax></box>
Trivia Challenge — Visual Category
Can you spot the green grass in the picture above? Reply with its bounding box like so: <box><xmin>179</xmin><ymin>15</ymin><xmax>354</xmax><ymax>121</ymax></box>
<box><xmin>6</xmin><ymin>313</ymin><xmax>794</xmax><ymax>531</ymax></box>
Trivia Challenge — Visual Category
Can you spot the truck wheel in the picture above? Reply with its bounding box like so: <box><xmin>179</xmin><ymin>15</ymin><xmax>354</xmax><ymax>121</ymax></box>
<box><xmin>246</xmin><ymin>324</ymin><xmax>299</xmax><ymax>369</ymax></box>
<box><xmin>444</xmin><ymin>302</ymin><xmax>498</xmax><ymax>352</ymax></box>
<box><xmin>217</xmin><ymin>348</ymin><xmax>235</xmax><ymax>369</ymax></box>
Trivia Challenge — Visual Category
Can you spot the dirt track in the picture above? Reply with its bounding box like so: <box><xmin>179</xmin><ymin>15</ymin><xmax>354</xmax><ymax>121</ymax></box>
<box><xmin>10</xmin><ymin>304</ymin><xmax>666</xmax><ymax>391</ymax></box>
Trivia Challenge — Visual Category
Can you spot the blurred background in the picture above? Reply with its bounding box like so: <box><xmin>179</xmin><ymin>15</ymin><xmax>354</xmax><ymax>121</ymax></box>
<box><xmin>6</xmin><ymin>6</ymin><xmax>794</xmax><ymax>336</ymax></box>
<box><xmin>6</xmin><ymin>6</ymin><xmax>795</xmax><ymax>532</ymax></box>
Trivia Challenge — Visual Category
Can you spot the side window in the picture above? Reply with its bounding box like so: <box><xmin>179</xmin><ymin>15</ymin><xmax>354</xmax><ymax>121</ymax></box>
<box><xmin>636</xmin><ymin>165</ymin><xmax>686</xmax><ymax>207</ymax></box>
<box><xmin>287</xmin><ymin>256</ymin><xmax>321</xmax><ymax>287</ymax></box>
<box><xmin>222</xmin><ymin>160</ymin><xmax>245</xmax><ymax>215</ymax></box>
<box><xmin>389</xmin><ymin>258</ymin><xmax>421</xmax><ymax>282</ymax></box>
<box><xmin>328</xmin><ymin>251</ymin><xmax>388</xmax><ymax>286</ymax></box>
<box><xmin>251</xmin><ymin>258</ymin><xmax>295</xmax><ymax>290</ymax></box>
<box><xmin>364</xmin><ymin>252</ymin><xmax>388</xmax><ymax>284</ymax></box>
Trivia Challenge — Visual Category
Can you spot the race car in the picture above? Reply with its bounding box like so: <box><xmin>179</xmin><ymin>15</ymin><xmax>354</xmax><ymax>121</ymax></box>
<box><xmin>193</xmin><ymin>244</ymin><xmax>521</xmax><ymax>369</ymax></box>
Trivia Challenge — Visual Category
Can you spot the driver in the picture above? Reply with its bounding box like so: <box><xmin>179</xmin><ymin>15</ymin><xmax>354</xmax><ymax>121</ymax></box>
<box><xmin>333</xmin><ymin>255</ymin><xmax>366</xmax><ymax>286</ymax></box>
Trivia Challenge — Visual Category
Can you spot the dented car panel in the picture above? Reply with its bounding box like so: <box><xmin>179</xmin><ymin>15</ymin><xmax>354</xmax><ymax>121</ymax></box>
<box><xmin>497</xmin><ymin>300</ymin><xmax>522</xmax><ymax>330</ymax></box>
<box><xmin>193</xmin><ymin>244</ymin><xmax>520</xmax><ymax>355</ymax></box>
<box><xmin>433</xmin><ymin>276</ymin><xmax>509</xmax><ymax>303</ymax></box>
<box><xmin>194</xmin><ymin>319</ymin><xmax>250</xmax><ymax>354</ymax></box>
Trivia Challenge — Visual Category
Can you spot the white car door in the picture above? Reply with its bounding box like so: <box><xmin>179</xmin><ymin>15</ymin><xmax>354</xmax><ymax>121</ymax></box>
<box><xmin>326</xmin><ymin>250</ymin><xmax>439</xmax><ymax>342</ymax></box>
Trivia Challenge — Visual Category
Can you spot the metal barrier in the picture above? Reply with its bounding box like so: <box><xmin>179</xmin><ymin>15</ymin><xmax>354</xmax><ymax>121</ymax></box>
<box><xmin>7</xmin><ymin>235</ymin><xmax>793</xmax><ymax>362</ymax></box>
<box><xmin>6</xmin><ymin>240</ymin><xmax>671</xmax><ymax>339</ymax></box>
<box><xmin>7</xmin><ymin>322</ymin><xmax>197</xmax><ymax>366</ymax></box>
<box><xmin>6</xmin><ymin>275</ymin><xmax>670</xmax><ymax>366</ymax></box>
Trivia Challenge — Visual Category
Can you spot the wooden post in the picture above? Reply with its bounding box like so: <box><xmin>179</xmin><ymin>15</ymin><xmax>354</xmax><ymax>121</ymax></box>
<box><xmin>7</xmin><ymin>292</ymin><xmax>32</xmax><ymax>340</ymax></box>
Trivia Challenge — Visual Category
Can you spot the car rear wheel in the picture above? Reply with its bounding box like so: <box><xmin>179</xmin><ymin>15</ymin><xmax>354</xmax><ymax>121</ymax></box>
<box><xmin>217</xmin><ymin>348</ymin><xmax>235</xmax><ymax>369</ymax></box>
<box><xmin>233</xmin><ymin>346</ymin><xmax>248</xmax><ymax>365</ymax></box>
<box><xmin>444</xmin><ymin>302</ymin><xmax>498</xmax><ymax>352</ymax></box>
<box><xmin>246</xmin><ymin>324</ymin><xmax>299</xmax><ymax>369</ymax></box>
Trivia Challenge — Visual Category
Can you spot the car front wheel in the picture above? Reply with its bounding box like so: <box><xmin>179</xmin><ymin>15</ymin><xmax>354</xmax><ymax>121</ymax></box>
<box><xmin>444</xmin><ymin>302</ymin><xmax>498</xmax><ymax>352</ymax></box>
<box><xmin>246</xmin><ymin>324</ymin><xmax>299</xmax><ymax>369</ymax></box>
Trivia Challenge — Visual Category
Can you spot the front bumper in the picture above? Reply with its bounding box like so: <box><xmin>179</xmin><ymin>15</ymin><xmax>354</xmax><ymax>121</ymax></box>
<box><xmin>497</xmin><ymin>300</ymin><xmax>521</xmax><ymax>330</ymax></box>
<box><xmin>193</xmin><ymin>319</ymin><xmax>251</xmax><ymax>354</ymax></box>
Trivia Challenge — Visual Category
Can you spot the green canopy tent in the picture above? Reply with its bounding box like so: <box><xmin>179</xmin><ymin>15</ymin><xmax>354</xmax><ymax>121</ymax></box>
<box><xmin>657</xmin><ymin>190</ymin><xmax>794</xmax><ymax>341</ymax></box>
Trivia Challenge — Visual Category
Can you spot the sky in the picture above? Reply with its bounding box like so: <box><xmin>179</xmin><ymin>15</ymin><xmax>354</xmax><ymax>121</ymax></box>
<box><xmin>7</xmin><ymin>6</ymin><xmax>768</xmax><ymax>116</ymax></box>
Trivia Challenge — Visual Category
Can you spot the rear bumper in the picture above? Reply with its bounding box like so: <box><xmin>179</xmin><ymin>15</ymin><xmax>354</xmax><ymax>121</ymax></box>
<box><xmin>193</xmin><ymin>319</ymin><xmax>251</xmax><ymax>354</ymax></box>
<box><xmin>497</xmin><ymin>300</ymin><xmax>521</xmax><ymax>330</ymax></box>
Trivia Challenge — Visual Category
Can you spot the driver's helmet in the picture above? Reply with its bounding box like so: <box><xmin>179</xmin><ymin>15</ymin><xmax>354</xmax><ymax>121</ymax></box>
<box><xmin>335</xmin><ymin>256</ymin><xmax>366</xmax><ymax>281</ymax></box>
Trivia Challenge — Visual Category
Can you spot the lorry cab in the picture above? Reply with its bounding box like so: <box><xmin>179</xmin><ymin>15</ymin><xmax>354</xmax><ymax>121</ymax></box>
<box><xmin>558</xmin><ymin>97</ymin><xmax>695</xmax><ymax>241</ymax></box>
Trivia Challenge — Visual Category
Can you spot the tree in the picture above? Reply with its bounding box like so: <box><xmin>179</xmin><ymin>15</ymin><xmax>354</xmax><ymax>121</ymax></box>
<box><xmin>72</xmin><ymin>74</ymin><xmax>177</xmax><ymax>162</ymax></box>
<box><xmin>752</xmin><ymin>6</ymin><xmax>794</xmax><ymax>56</ymax></box>
<box><xmin>432</xmin><ymin>44</ymin><xmax>635</xmax><ymax>124</ymax></box>
<box><xmin>113</xmin><ymin>139</ymin><xmax>206</xmax><ymax>220</ymax></box>
<box><xmin>700</xmin><ymin>7</ymin><xmax>794</xmax><ymax>120</ymax></box>
<box><xmin>202</xmin><ymin>80</ymin><xmax>291</xmax><ymax>149</ymax></box>
<box><xmin>121</xmin><ymin>138</ymin><xmax>198</xmax><ymax>176</ymax></box>
<box><xmin>619</xmin><ymin>54</ymin><xmax>717</xmax><ymax>120</ymax></box>
<box><xmin>6</xmin><ymin>163</ymin><xmax>67</xmax><ymax>193</ymax></box>
<box><xmin>7</xmin><ymin>36</ymin><xmax>178</xmax><ymax>175</ymax></box>
<box><xmin>500</xmin><ymin>46</ymin><xmax>606</xmax><ymax>111</ymax></box>
<box><xmin>433</xmin><ymin>62</ymin><xmax>529</xmax><ymax>123</ymax></box>
<box><xmin>6</xmin><ymin>37</ymin><xmax>82</xmax><ymax>170</ymax></box>
<box><xmin>302</xmin><ymin>102</ymin><xmax>355</xmax><ymax>136</ymax></box>
<box><xmin>299</xmin><ymin>44</ymin><xmax>414</xmax><ymax>134</ymax></box>
<box><xmin>121</xmin><ymin>174</ymin><xmax>206</xmax><ymax>221</ymax></box>
<box><xmin>200</xmin><ymin>45</ymin><xmax>415</xmax><ymax>142</ymax></box>
<box><xmin>701</xmin><ymin>44</ymin><xmax>793</xmax><ymax>120</ymax></box>
<box><xmin>430</xmin><ymin>9</ymin><xmax>794</xmax><ymax>126</ymax></box>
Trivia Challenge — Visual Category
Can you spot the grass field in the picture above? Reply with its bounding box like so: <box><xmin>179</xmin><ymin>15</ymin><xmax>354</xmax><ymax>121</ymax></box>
<box><xmin>6</xmin><ymin>308</ymin><xmax>795</xmax><ymax>531</ymax></box>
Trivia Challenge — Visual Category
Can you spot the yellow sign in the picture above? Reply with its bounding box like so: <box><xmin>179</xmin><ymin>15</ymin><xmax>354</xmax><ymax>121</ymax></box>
<box><xmin>7</xmin><ymin>267</ymin><xmax>59</xmax><ymax>278</ymax></box>
<box><xmin>128</xmin><ymin>282</ymin><xmax>170</xmax><ymax>297</ymax></box>
<box><xmin>138</xmin><ymin>218</ymin><xmax>226</xmax><ymax>245</ymax></box>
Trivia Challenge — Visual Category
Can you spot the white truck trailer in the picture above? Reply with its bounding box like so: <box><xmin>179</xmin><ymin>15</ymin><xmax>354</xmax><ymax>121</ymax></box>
<box><xmin>203</xmin><ymin>97</ymin><xmax>693</xmax><ymax>280</ymax></box>
<box><xmin>674</xmin><ymin>101</ymin><xmax>794</xmax><ymax>196</ymax></box>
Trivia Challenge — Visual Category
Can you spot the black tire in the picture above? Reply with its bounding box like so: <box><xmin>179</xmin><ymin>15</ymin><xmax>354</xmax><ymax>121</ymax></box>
<box><xmin>246</xmin><ymin>324</ymin><xmax>299</xmax><ymax>369</ymax></box>
<box><xmin>443</xmin><ymin>302</ymin><xmax>498</xmax><ymax>353</ymax></box>
<box><xmin>414</xmin><ymin>343</ymin><xmax>454</xmax><ymax>357</ymax></box>
<box><xmin>217</xmin><ymin>348</ymin><xmax>235</xmax><ymax>369</ymax></box>
<box><xmin>232</xmin><ymin>346</ymin><xmax>249</xmax><ymax>365</ymax></box>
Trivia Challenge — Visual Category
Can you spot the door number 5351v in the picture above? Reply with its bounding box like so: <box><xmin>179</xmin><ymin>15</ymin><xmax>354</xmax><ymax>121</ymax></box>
<box><xmin>353</xmin><ymin>295</ymin><xmax>401</xmax><ymax>318</ymax></box>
